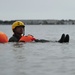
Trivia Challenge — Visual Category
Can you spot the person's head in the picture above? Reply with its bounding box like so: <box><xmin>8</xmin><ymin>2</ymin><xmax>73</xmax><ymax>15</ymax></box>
<box><xmin>12</xmin><ymin>21</ymin><xmax>25</xmax><ymax>35</ymax></box>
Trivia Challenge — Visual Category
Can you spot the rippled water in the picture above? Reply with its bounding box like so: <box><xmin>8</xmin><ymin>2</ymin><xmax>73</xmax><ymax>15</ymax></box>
<box><xmin>0</xmin><ymin>25</ymin><xmax>75</xmax><ymax>75</ymax></box>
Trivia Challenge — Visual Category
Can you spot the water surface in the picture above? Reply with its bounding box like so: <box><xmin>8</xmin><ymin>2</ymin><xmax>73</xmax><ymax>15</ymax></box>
<box><xmin>0</xmin><ymin>25</ymin><xmax>75</xmax><ymax>75</ymax></box>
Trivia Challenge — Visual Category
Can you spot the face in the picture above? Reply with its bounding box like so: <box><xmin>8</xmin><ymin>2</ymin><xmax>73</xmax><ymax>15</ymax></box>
<box><xmin>14</xmin><ymin>26</ymin><xmax>24</xmax><ymax>35</ymax></box>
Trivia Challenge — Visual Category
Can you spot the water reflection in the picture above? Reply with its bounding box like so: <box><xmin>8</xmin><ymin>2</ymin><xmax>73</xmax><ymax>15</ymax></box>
<box><xmin>12</xmin><ymin>42</ymin><xmax>25</xmax><ymax>48</ymax></box>
<box><xmin>11</xmin><ymin>42</ymin><xmax>27</xmax><ymax>75</ymax></box>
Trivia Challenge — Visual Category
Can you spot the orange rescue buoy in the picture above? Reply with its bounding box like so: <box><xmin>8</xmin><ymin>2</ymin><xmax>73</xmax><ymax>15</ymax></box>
<box><xmin>0</xmin><ymin>32</ymin><xmax>8</xmax><ymax>43</ymax></box>
<box><xmin>19</xmin><ymin>35</ymin><xmax>36</xmax><ymax>42</ymax></box>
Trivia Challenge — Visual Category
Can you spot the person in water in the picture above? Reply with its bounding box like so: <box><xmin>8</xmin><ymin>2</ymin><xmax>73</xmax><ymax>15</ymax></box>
<box><xmin>9</xmin><ymin>21</ymin><xmax>69</xmax><ymax>43</ymax></box>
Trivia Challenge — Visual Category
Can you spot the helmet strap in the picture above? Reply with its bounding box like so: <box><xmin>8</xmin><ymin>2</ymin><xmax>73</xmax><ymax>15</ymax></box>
<box><xmin>23</xmin><ymin>27</ymin><xmax>25</xmax><ymax>35</ymax></box>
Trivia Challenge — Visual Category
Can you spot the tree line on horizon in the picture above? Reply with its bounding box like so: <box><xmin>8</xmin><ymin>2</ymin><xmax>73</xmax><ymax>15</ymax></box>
<box><xmin>0</xmin><ymin>20</ymin><xmax>15</xmax><ymax>25</ymax></box>
<box><xmin>0</xmin><ymin>19</ymin><xmax>75</xmax><ymax>25</ymax></box>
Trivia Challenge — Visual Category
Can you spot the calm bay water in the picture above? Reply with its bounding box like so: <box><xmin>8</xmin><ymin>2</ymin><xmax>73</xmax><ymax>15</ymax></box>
<box><xmin>0</xmin><ymin>25</ymin><xmax>75</xmax><ymax>75</ymax></box>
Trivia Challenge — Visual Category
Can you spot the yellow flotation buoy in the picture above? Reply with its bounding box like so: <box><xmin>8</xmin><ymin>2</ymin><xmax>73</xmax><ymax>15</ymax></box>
<box><xmin>19</xmin><ymin>35</ymin><xmax>36</xmax><ymax>42</ymax></box>
<box><xmin>0</xmin><ymin>32</ymin><xmax>8</xmax><ymax>43</ymax></box>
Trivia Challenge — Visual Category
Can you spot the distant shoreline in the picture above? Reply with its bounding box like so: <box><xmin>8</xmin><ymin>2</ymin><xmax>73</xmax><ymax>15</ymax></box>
<box><xmin>0</xmin><ymin>19</ymin><xmax>75</xmax><ymax>25</ymax></box>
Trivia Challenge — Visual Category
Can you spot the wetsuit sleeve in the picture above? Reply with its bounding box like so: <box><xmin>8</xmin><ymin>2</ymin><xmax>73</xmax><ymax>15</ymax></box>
<box><xmin>34</xmin><ymin>39</ymin><xmax>50</xmax><ymax>42</ymax></box>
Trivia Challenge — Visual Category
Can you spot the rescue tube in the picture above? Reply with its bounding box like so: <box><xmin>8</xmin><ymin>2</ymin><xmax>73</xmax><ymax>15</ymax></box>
<box><xmin>0</xmin><ymin>32</ymin><xmax>8</xmax><ymax>43</ymax></box>
<box><xmin>19</xmin><ymin>35</ymin><xmax>36</xmax><ymax>42</ymax></box>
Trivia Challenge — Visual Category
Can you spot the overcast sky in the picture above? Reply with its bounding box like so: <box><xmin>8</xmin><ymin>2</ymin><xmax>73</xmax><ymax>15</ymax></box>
<box><xmin>0</xmin><ymin>0</ymin><xmax>75</xmax><ymax>20</ymax></box>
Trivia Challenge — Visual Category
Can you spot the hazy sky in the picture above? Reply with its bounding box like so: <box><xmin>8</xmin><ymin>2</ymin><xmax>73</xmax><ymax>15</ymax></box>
<box><xmin>0</xmin><ymin>0</ymin><xmax>75</xmax><ymax>20</ymax></box>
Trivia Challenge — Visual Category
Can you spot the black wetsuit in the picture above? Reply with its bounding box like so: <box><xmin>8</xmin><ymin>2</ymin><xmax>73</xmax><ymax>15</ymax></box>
<box><xmin>9</xmin><ymin>34</ymin><xmax>50</xmax><ymax>42</ymax></box>
<box><xmin>9</xmin><ymin>34</ymin><xmax>69</xmax><ymax>43</ymax></box>
<box><xmin>9</xmin><ymin>34</ymin><xmax>21</xmax><ymax>42</ymax></box>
